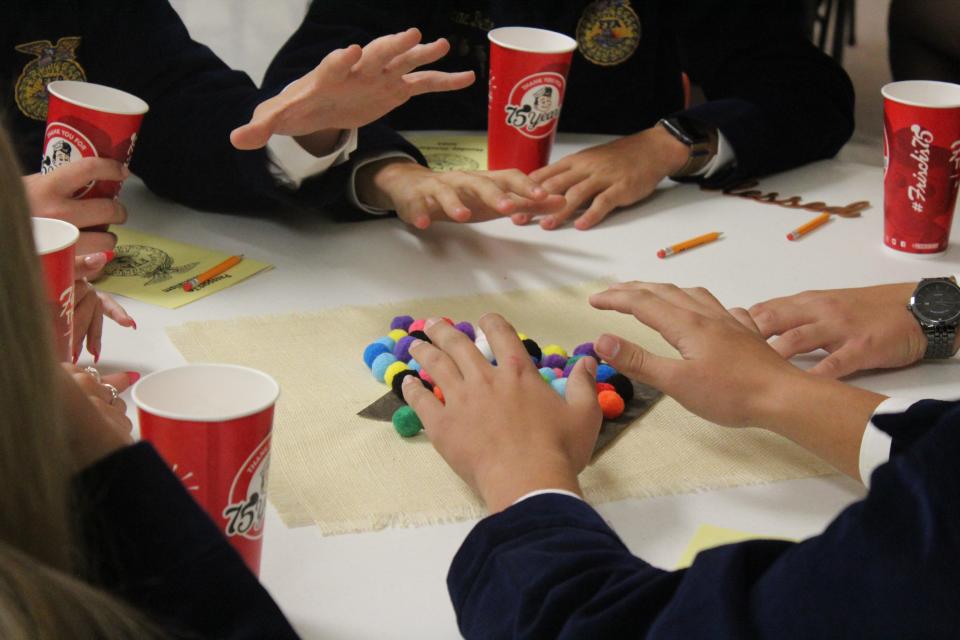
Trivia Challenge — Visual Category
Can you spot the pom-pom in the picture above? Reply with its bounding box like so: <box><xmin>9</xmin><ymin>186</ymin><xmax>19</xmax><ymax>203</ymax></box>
<box><xmin>388</xmin><ymin>328</ymin><xmax>408</xmax><ymax>343</ymax></box>
<box><xmin>522</xmin><ymin>339</ymin><xmax>542</xmax><ymax>363</ymax></box>
<box><xmin>573</xmin><ymin>342</ymin><xmax>598</xmax><ymax>360</ymax></box>
<box><xmin>392</xmin><ymin>405</ymin><xmax>423</xmax><ymax>437</ymax></box>
<box><xmin>550</xmin><ymin>378</ymin><xmax>567</xmax><ymax>397</ymax></box>
<box><xmin>598</xmin><ymin>390</ymin><xmax>625</xmax><ymax>419</ymax></box>
<box><xmin>541</xmin><ymin>354</ymin><xmax>567</xmax><ymax>370</ymax></box>
<box><xmin>409</xmin><ymin>330</ymin><xmax>431</xmax><ymax>344</ymax></box>
<box><xmin>393</xmin><ymin>335</ymin><xmax>417</xmax><ymax>363</ymax></box>
<box><xmin>408</xmin><ymin>358</ymin><xmax>422</xmax><ymax>372</ymax></box>
<box><xmin>371</xmin><ymin>352</ymin><xmax>398</xmax><ymax>382</ymax></box>
<box><xmin>562</xmin><ymin>355</ymin><xmax>584</xmax><ymax>377</ymax></box>
<box><xmin>596</xmin><ymin>364</ymin><xmax>617</xmax><ymax>382</ymax></box>
<box><xmin>455</xmin><ymin>321</ymin><xmax>476</xmax><ymax>341</ymax></box>
<box><xmin>363</xmin><ymin>342</ymin><xmax>391</xmax><ymax>368</ymax></box>
<box><xmin>517</xmin><ymin>332</ymin><xmax>528</xmax><ymax>341</ymax></box>
<box><xmin>383</xmin><ymin>361</ymin><xmax>409</xmax><ymax>387</ymax></box>
<box><xmin>390</xmin><ymin>315</ymin><xmax>414</xmax><ymax>331</ymax></box>
<box><xmin>596</xmin><ymin>382</ymin><xmax>616</xmax><ymax>393</ymax></box>
<box><xmin>409</xmin><ymin>319</ymin><xmax>427</xmax><ymax>333</ymax></box>
<box><xmin>538</xmin><ymin>367</ymin><xmax>557</xmax><ymax>382</ymax></box>
<box><xmin>375</xmin><ymin>336</ymin><xmax>396</xmax><ymax>350</ymax></box>
<box><xmin>541</xmin><ymin>344</ymin><xmax>568</xmax><ymax>358</ymax></box>
<box><xmin>420</xmin><ymin>369</ymin><xmax>435</xmax><ymax>386</ymax></box>
<box><xmin>475</xmin><ymin>336</ymin><xmax>494</xmax><ymax>362</ymax></box>
<box><xmin>433</xmin><ymin>386</ymin><xmax>445</xmax><ymax>404</ymax></box>
<box><xmin>391</xmin><ymin>370</ymin><xmax>422</xmax><ymax>400</ymax></box>
<box><xmin>607</xmin><ymin>373</ymin><xmax>634</xmax><ymax>403</ymax></box>
<box><xmin>552</xmin><ymin>368</ymin><xmax>564</xmax><ymax>378</ymax></box>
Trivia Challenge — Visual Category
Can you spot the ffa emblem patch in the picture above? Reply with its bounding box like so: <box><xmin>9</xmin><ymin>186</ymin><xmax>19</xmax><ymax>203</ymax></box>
<box><xmin>503</xmin><ymin>72</ymin><xmax>566</xmax><ymax>139</ymax></box>
<box><xmin>14</xmin><ymin>37</ymin><xmax>86</xmax><ymax>121</ymax></box>
<box><xmin>576</xmin><ymin>0</ymin><xmax>641</xmax><ymax>66</ymax></box>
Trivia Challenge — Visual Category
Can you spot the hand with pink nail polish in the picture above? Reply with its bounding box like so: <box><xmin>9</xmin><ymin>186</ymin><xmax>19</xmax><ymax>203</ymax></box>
<box><xmin>60</xmin><ymin>364</ymin><xmax>136</xmax><ymax>470</ymax></box>
<box><xmin>72</xmin><ymin>281</ymin><xmax>136</xmax><ymax>363</ymax></box>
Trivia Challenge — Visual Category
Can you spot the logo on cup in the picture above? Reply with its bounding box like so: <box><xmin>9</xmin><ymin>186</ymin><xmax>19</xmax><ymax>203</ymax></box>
<box><xmin>222</xmin><ymin>435</ymin><xmax>270</xmax><ymax>540</ymax></box>
<box><xmin>908</xmin><ymin>124</ymin><xmax>934</xmax><ymax>213</ymax></box>
<box><xmin>503</xmin><ymin>72</ymin><xmax>565</xmax><ymax>139</ymax></box>
<box><xmin>42</xmin><ymin>122</ymin><xmax>97</xmax><ymax>195</ymax></box>
<box><xmin>58</xmin><ymin>283</ymin><xmax>74</xmax><ymax>340</ymax></box>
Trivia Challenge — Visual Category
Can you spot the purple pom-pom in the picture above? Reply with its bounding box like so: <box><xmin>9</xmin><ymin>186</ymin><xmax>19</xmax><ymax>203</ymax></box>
<box><xmin>454</xmin><ymin>321</ymin><xmax>476</xmax><ymax>341</ymax></box>
<box><xmin>393</xmin><ymin>335</ymin><xmax>417</xmax><ymax>362</ymax></box>
<box><xmin>391</xmin><ymin>315</ymin><xmax>414</xmax><ymax>331</ymax></box>
<box><xmin>540</xmin><ymin>354</ymin><xmax>567</xmax><ymax>370</ymax></box>
<box><xmin>573</xmin><ymin>342</ymin><xmax>598</xmax><ymax>360</ymax></box>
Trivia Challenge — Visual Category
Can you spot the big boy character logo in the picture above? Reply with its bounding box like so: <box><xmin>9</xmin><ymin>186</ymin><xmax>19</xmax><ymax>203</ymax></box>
<box><xmin>222</xmin><ymin>435</ymin><xmax>271</xmax><ymax>540</ymax></box>
<box><xmin>503</xmin><ymin>72</ymin><xmax>566</xmax><ymax>139</ymax></box>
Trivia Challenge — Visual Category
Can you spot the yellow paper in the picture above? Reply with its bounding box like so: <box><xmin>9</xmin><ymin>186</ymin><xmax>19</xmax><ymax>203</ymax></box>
<box><xmin>404</xmin><ymin>133</ymin><xmax>487</xmax><ymax>171</ymax></box>
<box><xmin>94</xmin><ymin>227</ymin><xmax>272</xmax><ymax>309</ymax></box>
<box><xmin>675</xmin><ymin>524</ymin><xmax>796</xmax><ymax>569</ymax></box>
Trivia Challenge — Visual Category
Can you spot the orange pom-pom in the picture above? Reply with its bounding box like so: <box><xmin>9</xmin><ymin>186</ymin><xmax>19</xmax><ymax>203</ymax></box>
<box><xmin>433</xmin><ymin>385</ymin><xmax>445</xmax><ymax>404</ymax></box>
<box><xmin>598</xmin><ymin>389</ymin><xmax>625</xmax><ymax>419</ymax></box>
<box><xmin>596</xmin><ymin>382</ymin><xmax>615</xmax><ymax>393</ymax></box>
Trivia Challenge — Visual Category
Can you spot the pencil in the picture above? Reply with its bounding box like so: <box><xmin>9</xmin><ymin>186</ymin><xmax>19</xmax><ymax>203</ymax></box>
<box><xmin>183</xmin><ymin>255</ymin><xmax>243</xmax><ymax>292</ymax></box>
<box><xmin>786</xmin><ymin>212</ymin><xmax>831</xmax><ymax>241</ymax></box>
<box><xmin>656</xmin><ymin>232</ymin><xmax>722</xmax><ymax>259</ymax></box>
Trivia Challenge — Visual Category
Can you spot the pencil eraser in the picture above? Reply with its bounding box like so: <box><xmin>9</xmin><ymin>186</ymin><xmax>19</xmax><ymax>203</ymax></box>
<box><xmin>656</xmin><ymin>249</ymin><xmax>666</xmax><ymax>259</ymax></box>
<box><xmin>787</xmin><ymin>233</ymin><xmax>797</xmax><ymax>241</ymax></box>
<box><xmin>183</xmin><ymin>283</ymin><xmax>194</xmax><ymax>292</ymax></box>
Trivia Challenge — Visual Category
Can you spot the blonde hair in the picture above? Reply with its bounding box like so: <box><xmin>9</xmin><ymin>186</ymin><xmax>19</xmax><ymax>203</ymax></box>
<box><xmin>0</xmin><ymin>125</ymin><xmax>159</xmax><ymax>638</ymax></box>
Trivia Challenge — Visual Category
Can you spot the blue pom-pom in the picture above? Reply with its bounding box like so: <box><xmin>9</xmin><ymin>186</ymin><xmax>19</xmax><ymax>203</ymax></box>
<box><xmin>363</xmin><ymin>342</ymin><xmax>391</xmax><ymax>368</ymax></box>
<box><xmin>372</xmin><ymin>352</ymin><xmax>398</xmax><ymax>382</ymax></box>
<box><xmin>541</xmin><ymin>354</ymin><xmax>567</xmax><ymax>370</ymax></box>
<box><xmin>391</xmin><ymin>315</ymin><xmax>414</xmax><ymax>331</ymax></box>
<box><xmin>455</xmin><ymin>321</ymin><xmax>476</xmax><ymax>341</ymax></box>
<box><xmin>408</xmin><ymin>358</ymin><xmax>422</xmax><ymax>372</ymax></box>
<box><xmin>596</xmin><ymin>364</ymin><xmax>617</xmax><ymax>382</ymax></box>
<box><xmin>538</xmin><ymin>367</ymin><xmax>557</xmax><ymax>382</ymax></box>
<box><xmin>394</xmin><ymin>335</ymin><xmax>417</xmax><ymax>363</ymax></box>
<box><xmin>573</xmin><ymin>342</ymin><xmax>598</xmax><ymax>360</ymax></box>
<box><xmin>550</xmin><ymin>378</ymin><xmax>567</xmax><ymax>397</ymax></box>
<box><xmin>375</xmin><ymin>336</ymin><xmax>396</xmax><ymax>350</ymax></box>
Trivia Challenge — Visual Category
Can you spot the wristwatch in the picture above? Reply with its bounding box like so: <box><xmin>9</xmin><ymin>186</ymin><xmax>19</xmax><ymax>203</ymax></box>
<box><xmin>657</xmin><ymin>116</ymin><xmax>718</xmax><ymax>178</ymax></box>
<box><xmin>908</xmin><ymin>276</ymin><xmax>960</xmax><ymax>359</ymax></box>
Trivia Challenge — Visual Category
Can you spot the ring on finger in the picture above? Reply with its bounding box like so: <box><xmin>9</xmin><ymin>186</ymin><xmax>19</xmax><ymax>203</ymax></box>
<box><xmin>83</xmin><ymin>366</ymin><xmax>102</xmax><ymax>383</ymax></box>
<box><xmin>102</xmin><ymin>383</ymin><xmax>119</xmax><ymax>405</ymax></box>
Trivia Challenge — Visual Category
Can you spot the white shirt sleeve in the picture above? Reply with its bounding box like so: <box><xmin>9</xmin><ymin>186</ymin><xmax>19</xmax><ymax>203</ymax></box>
<box><xmin>347</xmin><ymin>151</ymin><xmax>419</xmax><ymax>215</ymax></box>
<box><xmin>859</xmin><ymin>397</ymin><xmax>919</xmax><ymax>487</ymax></box>
<box><xmin>512</xmin><ymin>489</ymin><xmax>584</xmax><ymax>505</ymax></box>
<box><xmin>265</xmin><ymin>128</ymin><xmax>358</xmax><ymax>189</ymax></box>
<box><xmin>694</xmin><ymin>130</ymin><xmax>735</xmax><ymax>179</ymax></box>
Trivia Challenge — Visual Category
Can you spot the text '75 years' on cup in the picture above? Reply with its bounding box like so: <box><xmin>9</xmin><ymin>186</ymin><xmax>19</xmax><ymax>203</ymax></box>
<box><xmin>132</xmin><ymin>364</ymin><xmax>280</xmax><ymax>575</ymax></box>
<box><xmin>882</xmin><ymin>80</ymin><xmax>960</xmax><ymax>255</ymax></box>
<box><xmin>487</xmin><ymin>27</ymin><xmax>577</xmax><ymax>174</ymax></box>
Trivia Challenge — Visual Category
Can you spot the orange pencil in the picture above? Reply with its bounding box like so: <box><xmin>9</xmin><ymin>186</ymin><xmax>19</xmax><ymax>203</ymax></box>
<box><xmin>656</xmin><ymin>231</ymin><xmax>722</xmax><ymax>258</ymax></box>
<box><xmin>787</xmin><ymin>212</ymin><xmax>831</xmax><ymax>241</ymax></box>
<box><xmin>183</xmin><ymin>255</ymin><xmax>243</xmax><ymax>292</ymax></box>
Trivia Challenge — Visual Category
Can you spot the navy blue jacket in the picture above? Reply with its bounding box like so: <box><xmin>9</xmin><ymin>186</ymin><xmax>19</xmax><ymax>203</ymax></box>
<box><xmin>267</xmin><ymin>0</ymin><xmax>854</xmax><ymax>185</ymax></box>
<box><xmin>448</xmin><ymin>399</ymin><xmax>960</xmax><ymax>638</ymax></box>
<box><xmin>75</xmin><ymin>442</ymin><xmax>299</xmax><ymax>639</ymax></box>
<box><xmin>2</xmin><ymin>0</ymin><xmax>422</xmax><ymax>218</ymax></box>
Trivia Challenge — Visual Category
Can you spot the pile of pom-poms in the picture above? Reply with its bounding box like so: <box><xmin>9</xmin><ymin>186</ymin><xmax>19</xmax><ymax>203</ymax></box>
<box><xmin>362</xmin><ymin>315</ymin><xmax>634</xmax><ymax>438</ymax></box>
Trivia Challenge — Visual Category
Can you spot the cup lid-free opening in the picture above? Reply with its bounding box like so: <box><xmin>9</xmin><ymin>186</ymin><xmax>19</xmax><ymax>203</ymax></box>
<box><xmin>488</xmin><ymin>27</ymin><xmax>577</xmax><ymax>54</ymax></box>
<box><xmin>47</xmin><ymin>80</ymin><xmax>149</xmax><ymax>116</ymax></box>
<box><xmin>881</xmin><ymin>80</ymin><xmax>960</xmax><ymax>109</ymax></box>
<box><xmin>31</xmin><ymin>218</ymin><xmax>79</xmax><ymax>256</ymax></box>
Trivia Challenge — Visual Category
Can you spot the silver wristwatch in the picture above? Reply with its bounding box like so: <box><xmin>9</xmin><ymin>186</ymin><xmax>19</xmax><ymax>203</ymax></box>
<box><xmin>908</xmin><ymin>276</ymin><xmax>960</xmax><ymax>359</ymax></box>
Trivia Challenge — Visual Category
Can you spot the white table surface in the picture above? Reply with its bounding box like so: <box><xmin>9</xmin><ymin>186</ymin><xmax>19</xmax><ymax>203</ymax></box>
<box><xmin>94</xmin><ymin>134</ymin><xmax>960</xmax><ymax>639</ymax></box>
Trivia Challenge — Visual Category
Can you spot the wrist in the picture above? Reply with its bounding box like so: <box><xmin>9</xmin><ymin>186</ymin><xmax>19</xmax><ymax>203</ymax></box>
<box><xmin>474</xmin><ymin>451</ymin><xmax>582</xmax><ymax>513</ymax></box>
<box><xmin>356</xmin><ymin>158</ymin><xmax>423</xmax><ymax>210</ymax></box>
<box><xmin>646</xmin><ymin>125</ymin><xmax>692</xmax><ymax>177</ymax></box>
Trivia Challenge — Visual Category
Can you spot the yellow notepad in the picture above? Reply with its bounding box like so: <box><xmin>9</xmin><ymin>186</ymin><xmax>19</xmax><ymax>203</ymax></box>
<box><xmin>94</xmin><ymin>227</ymin><xmax>272</xmax><ymax>309</ymax></box>
<box><xmin>675</xmin><ymin>524</ymin><xmax>796</xmax><ymax>569</ymax></box>
<box><xmin>404</xmin><ymin>133</ymin><xmax>487</xmax><ymax>172</ymax></box>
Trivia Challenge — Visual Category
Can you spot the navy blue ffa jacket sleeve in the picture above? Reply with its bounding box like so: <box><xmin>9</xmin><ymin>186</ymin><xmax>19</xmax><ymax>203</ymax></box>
<box><xmin>74</xmin><ymin>442</ymin><xmax>299</xmax><ymax>639</ymax></box>
<box><xmin>448</xmin><ymin>399</ymin><xmax>960</xmax><ymax>639</ymax></box>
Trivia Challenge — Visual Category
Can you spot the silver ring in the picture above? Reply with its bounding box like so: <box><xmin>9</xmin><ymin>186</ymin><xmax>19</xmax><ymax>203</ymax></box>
<box><xmin>83</xmin><ymin>366</ymin><xmax>102</xmax><ymax>383</ymax></box>
<box><xmin>103</xmin><ymin>383</ymin><xmax>119</xmax><ymax>405</ymax></box>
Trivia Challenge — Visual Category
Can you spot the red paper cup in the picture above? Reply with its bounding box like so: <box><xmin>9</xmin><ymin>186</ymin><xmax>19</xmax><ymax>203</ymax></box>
<box><xmin>132</xmin><ymin>364</ymin><xmax>280</xmax><ymax>575</ymax></box>
<box><xmin>487</xmin><ymin>27</ymin><xmax>577</xmax><ymax>173</ymax></box>
<box><xmin>43</xmin><ymin>80</ymin><xmax>148</xmax><ymax>203</ymax></box>
<box><xmin>882</xmin><ymin>80</ymin><xmax>960</xmax><ymax>254</ymax></box>
<box><xmin>32</xmin><ymin>218</ymin><xmax>79</xmax><ymax>362</ymax></box>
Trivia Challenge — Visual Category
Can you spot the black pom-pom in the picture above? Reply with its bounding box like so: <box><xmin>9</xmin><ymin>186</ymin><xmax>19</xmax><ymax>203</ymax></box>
<box><xmin>607</xmin><ymin>373</ymin><xmax>634</xmax><ymax>403</ymax></box>
<box><xmin>409</xmin><ymin>330</ymin><xmax>431</xmax><ymax>344</ymax></box>
<box><xmin>522</xmin><ymin>338</ymin><xmax>542</xmax><ymax>361</ymax></box>
<box><xmin>391</xmin><ymin>370</ymin><xmax>422</xmax><ymax>400</ymax></box>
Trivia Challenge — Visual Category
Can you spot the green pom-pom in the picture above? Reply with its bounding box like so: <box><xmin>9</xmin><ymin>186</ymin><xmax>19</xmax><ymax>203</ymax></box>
<box><xmin>392</xmin><ymin>405</ymin><xmax>423</xmax><ymax>438</ymax></box>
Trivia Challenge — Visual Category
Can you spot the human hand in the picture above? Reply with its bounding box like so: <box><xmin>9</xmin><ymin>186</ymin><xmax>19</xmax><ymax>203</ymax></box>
<box><xmin>74</xmin><ymin>250</ymin><xmax>114</xmax><ymax>281</ymax></box>
<box><xmin>588</xmin><ymin>282</ymin><xmax>886</xmax><ymax>480</ymax></box>
<box><xmin>60</xmin><ymin>364</ymin><xmax>137</xmax><ymax>470</ymax></box>
<box><xmin>401</xmin><ymin>315</ymin><xmax>602</xmax><ymax>512</ymax></box>
<box><xmin>357</xmin><ymin>160</ymin><xmax>566</xmax><ymax>229</ymax></box>
<box><xmin>748</xmin><ymin>284</ymin><xmax>930</xmax><ymax>379</ymax></box>
<box><xmin>520</xmin><ymin>125</ymin><xmax>689</xmax><ymax>230</ymax></box>
<box><xmin>23</xmin><ymin>158</ymin><xmax>129</xmax><ymax>254</ymax></box>
<box><xmin>72</xmin><ymin>280</ymin><xmax>137</xmax><ymax>363</ymax></box>
<box><xmin>230</xmin><ymin>28</ymin><xmax>475</xmax><ymax>153</ymax></box>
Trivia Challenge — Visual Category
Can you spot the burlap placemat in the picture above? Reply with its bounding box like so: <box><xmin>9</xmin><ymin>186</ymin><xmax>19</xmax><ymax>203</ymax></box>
<box><xmin>166</xmin><ymin>282</ymin><xmax>833</xmax><ymax>534</ymax></box>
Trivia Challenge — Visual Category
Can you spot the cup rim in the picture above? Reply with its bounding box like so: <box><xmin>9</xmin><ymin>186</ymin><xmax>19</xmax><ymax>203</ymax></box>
<box><xmin>47</xmin><ymin>80</ymin><xmax>149</xmax><ymax>116</ymax></box>
<box><xmin>31</xmin><ymin>217</ymin><xmax>79</xmax><ymax>255</ymax></box>
<box><xmin>881</xmin><ymin>80</ymin><xmax>960</xmax><ymax>109</ymax></box>
<box><xmin>488</xmin><ymin>26</ymin><xmax>577</xmax><ymax>54</ymax></box>
<box><xmin>132</xmin><ymin>363</ymin><xmax>280</xmax><ymax>422</ymax></box>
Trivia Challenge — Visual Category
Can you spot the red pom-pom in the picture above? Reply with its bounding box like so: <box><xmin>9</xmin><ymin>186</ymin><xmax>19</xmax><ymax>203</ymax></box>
<box><xmin>420</xmin><ymin>369</ymin><xmax>434</xmax><ymax>385</ymax></box>
<box><xmin>596</xmin><ymin>382</ymin><xmax>615</xmax><ymax>393</ymax></box>
<box><xmin>433</xmin><ymin>385</ymin><xmax>445</xmax><ymax>404</ymax></box>
<box><xmin>598</xmin><ymin>390</ymin><xmax>625</xmax><ymax>419</ymax></box>
<box><xmin>409</xmin><ymin>318</ymin><xmax>427</xmax><ymax>333</ymax></box>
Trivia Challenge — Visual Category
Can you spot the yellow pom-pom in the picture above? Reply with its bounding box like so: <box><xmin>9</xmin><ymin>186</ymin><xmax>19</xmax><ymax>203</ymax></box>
<box><xmin>517</xmin><ymin>332</ymin><xmax>528</xmax><ymax>341</ymax></box>
<box><xmin>541</xmin><ymin>344</ymin><xmax>568</xmax><ymax>358</ymax></box>
<box><xmin>388</xmin><ymin>328</ymin><xmax>408</xmax><ymax>342</ymax></box>
<box><xmin>383</xmin><ymin>361</ymin><xmax>409</xmax><ymax>387</ymax></box>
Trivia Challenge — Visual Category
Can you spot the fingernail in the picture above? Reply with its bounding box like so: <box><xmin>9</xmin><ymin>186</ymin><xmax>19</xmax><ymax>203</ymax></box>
<box><xmin>402</xmin><ymin>375</ymin><xmax>416</xmax><ymax>386</ymax></box>
<box><xmin>103</xmin><ymin>249</ymin><xmax>115</xmax><ymax>262</ymax></box>
<box><xmin>424</xmin><ymin>317</ymin><xmax>440</xmax><ymax>329</ymax></box>
<box><xmin>121</xmin><ymin>164</ymin><xmax>131</xmax><ymax>178</ymax></box>
<box><xmin>130</xmin><ymin>319</ymin><xmax>138</xmax><ymax>330</ymax></box>
<box><xmin>72</xmin><ymin>351</ymin><xmax>79</xmax><ymax>365</ymax></box>
<box><xmin>583</xmin><ymin>356</ymin><xmax>598</xmax><ymax>376</ymax></box>
<box><xmin>84</xmin><ymin>253</ymin><xmax>107</xmax><ymax>267</ymax></box>
<box><xmin>126</xmin><ymin>371</ymin><xmax>141</xmax><ymax>384</ymax></box>
<box><xmin>595</xmin><ymin>334</ymin><xmax>620</xmax><ymax>359</ymax></box>
<box><xmin>93</xmin><ymin>349</ymin><xmax>100</xmax><ymax>364</ymax></box>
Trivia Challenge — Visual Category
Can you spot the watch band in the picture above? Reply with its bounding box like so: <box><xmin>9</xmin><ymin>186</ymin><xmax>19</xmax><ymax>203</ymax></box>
<box><xmin>924</xmin><ymin>324</ymin><xmax>957</xmax><ymax>359</ymax></box>
<box><xmin>657</xmin><ymin>117</ymin><xmax>717</xmax><ymax>178</ymax></box>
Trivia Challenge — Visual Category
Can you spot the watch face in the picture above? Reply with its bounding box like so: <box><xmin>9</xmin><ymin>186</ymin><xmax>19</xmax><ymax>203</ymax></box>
<box><xmin>914</xmin><ymin>281</ymin><xmax>960</xmax><ymax>324</ymax></box>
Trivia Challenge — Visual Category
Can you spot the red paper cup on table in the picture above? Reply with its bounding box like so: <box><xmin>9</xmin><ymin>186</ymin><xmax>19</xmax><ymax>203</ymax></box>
<box><xmin>42</xmin><ymin>80</ymin><xmax>148</xmax><ymax>207</ymax></box>
<box><xmin>487</xmin><ymin>27</ymin><xmax>577</xmax><ymax>173</ymax></box>
<box><xmin>132</xmin><ymin>364</ymin><xmax>280</xmax><ymax>575</ymax></box>
<box><xmin>882</xmin><ymin>80</ymin><xmax>960</xmax><ymax>254</ymax></box>
<box><xmin>32</xmin><ymin>217</ymin><xmax>79</xmax><ymax>362</ymax></box>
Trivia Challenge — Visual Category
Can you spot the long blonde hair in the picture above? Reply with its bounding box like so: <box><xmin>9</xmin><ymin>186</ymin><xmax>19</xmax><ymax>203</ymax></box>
<box><xmin>0</xmin><ymin>124</ymin><xmax>157</xmax><ymax>638</ymax></box>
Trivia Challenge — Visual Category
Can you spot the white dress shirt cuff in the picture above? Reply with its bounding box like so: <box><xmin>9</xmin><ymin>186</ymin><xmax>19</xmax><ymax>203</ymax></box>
<box><xmin>512</xmin><ymin>489</ymin><xmax>584</xmax><ymax>505</ymax></box>
<box><xmin>859</xmin><ymin>397</ymin><xmax>916</xmax><ymax>487</ymax></box>
<box><xmin>347</xmin><ymin>151</ymin><xmax>418</xmax><ymax>215</ymax></box>
<box><xmin>694</xmin><ymin>130</ymin><xmax>734</xmax><ymax>179</ymax></box>
<box><xmin>266</xmin><ymin>128</ymin><xmax>358</xmax><ymax>189</ymax></box>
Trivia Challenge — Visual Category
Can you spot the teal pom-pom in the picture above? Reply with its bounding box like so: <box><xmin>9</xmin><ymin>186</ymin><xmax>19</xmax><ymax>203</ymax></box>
<box><xmin>550</xmin><ymin>378</ymin><xmax>567</xmax><ymax>397</ymax></box>
<box><xmin>408</xmin><ymin>358</ymin><xmax>422</xmax><ymax>372</ymax></box>
<box><xmin>539</xmin><ymin>367</ymin><xmax>557</xmax><ymax>382</ymax></box>
<box><xmin>363</xmin><ymin>342</ymin><xmax>391</xmax><ymax>368</ymax></box>
<box><xmin>372</xmin><ymin>352</ymin><xmax>398</xmax><ymax>382</ymax></box>
<box><xmin>375</xmin><ymin>336</ymin><xmax>396</xmax><ymax>350</ymax></box>
<box><xmin>392</xmin><ymin>405</ymin><xmax>423</xmax><ymax>437</ymax></box>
